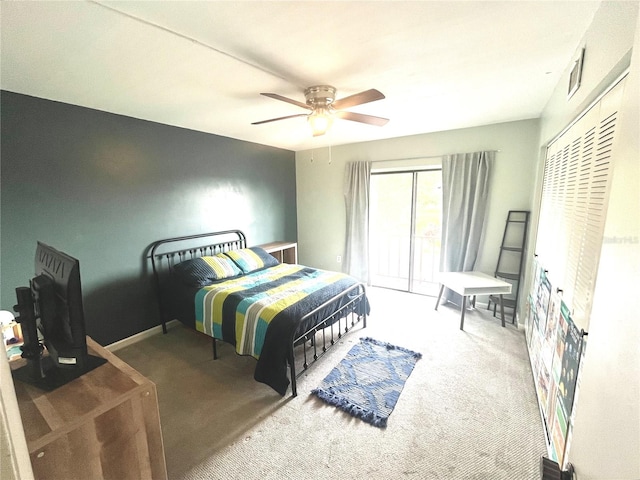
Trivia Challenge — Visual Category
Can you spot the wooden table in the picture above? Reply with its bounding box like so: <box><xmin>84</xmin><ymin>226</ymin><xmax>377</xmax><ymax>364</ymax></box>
<box><xmin>434</xmin><ymin>271</ymin><xmax>512</xmax><ymax>330</ymax></box>
<box><xmin>10</xmin><ymin>337</ymin><xmax>167</xmax><ymax>480</ymax></box>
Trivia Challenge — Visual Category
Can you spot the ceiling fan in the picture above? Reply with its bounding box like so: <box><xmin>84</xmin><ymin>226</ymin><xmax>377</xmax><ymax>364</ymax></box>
<box><xmin>252</xmin><ymin>85</ymin><xmax>389</xmax><ymax>136</ymax></box>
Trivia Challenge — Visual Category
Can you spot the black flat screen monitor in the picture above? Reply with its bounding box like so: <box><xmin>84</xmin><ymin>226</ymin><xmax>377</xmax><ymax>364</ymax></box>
<box><xmin>11</xmin><ymin>242</ymin><xmax>106</xmax><ymax>390</ymax></box>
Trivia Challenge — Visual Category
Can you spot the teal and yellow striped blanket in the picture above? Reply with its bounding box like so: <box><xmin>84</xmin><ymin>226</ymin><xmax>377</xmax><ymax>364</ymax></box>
<box><xmin>193</xmin><ymin>263</ymin><xmax>367</xmax><ymax>395</ymax></box>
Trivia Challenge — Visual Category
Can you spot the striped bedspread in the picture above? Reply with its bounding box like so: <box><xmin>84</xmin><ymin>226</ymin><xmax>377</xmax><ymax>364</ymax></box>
<box><xmin>193</xmin><ymin>263</ymin><xmax>367</xmax><ymax>395</ymax></box>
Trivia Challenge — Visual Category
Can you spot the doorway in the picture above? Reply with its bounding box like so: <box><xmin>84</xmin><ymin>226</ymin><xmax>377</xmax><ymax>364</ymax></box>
<box><xmin>369</xmin><ymin>169</ymin><xmax>442</xmax><ymax>295</ymax></box>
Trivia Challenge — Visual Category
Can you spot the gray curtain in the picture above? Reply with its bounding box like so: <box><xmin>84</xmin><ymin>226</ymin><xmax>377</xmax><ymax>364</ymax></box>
<box><xmin>440</xmin><ymin>151</ymin><xmax>494</xmax><ymax>304</ymax></box>
<box><xmin>344</xmin><ymin>161</ymin><xmax>371</xmax><ymax>283</ymax></box>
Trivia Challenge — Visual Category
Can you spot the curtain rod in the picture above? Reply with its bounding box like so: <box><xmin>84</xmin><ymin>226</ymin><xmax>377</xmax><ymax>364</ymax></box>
<box><xmin>371</xmin><ymin>150</ymin><xmax>500</xmax><ymax>163</ymax></box>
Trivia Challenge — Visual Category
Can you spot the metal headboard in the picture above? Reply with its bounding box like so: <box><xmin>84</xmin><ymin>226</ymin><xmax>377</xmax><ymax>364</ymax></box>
<box><xmin>148</xmin><ymin>230</ymin><xmax>247</xmax><ymax>332</ymax></box>
<box><xmin>149</xmin><ymin>230</ymin><xmax>247</xmax><ymax>274</ymax></box>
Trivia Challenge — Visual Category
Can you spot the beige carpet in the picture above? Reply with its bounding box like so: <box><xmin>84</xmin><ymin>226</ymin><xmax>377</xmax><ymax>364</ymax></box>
<box><xmin>116</xmin><ymin>287</ymin><xmax>546</xmax><ymax>480</ymax></box>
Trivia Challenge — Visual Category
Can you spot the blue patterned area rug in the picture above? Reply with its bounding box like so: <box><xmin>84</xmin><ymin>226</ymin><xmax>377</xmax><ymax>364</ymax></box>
<box><xmin>311</xmin><ymin>337</ymin><xmax>422</xmax><ymax>428</ymax></box>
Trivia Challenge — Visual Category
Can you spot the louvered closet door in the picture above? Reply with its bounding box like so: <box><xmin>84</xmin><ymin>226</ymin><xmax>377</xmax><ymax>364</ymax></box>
<box><xmin>536</xmin><ymin>77</ymin><xmax>626</xmax><ymax>330</ymax></box>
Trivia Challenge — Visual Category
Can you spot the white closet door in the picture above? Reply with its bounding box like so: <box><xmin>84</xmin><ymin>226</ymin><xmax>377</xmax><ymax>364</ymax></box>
<box><xmin>536</xmin><ymin>77</ymin><xmax>626</xmax><ymax>330</ymax></box>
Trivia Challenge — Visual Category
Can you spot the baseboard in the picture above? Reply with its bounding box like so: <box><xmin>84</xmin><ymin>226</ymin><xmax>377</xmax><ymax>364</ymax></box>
<box><xmin>106</xmin><ymin>319</ymin><xmax>180</xmax><ymax>352</ymax></box>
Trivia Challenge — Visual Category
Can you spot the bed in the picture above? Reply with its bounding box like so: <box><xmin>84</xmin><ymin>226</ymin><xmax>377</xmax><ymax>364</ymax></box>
<box><xmin>149</xmin><ymin>230</ymin><xmax>368</xmax><ymax>397</ymax></box>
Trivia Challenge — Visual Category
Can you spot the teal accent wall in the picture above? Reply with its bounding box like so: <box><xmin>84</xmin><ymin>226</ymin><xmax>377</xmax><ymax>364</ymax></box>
<box><xmin>1</xmin><ymin>91</ymin><xmax>297</xmax><ymax>345</ymax></box>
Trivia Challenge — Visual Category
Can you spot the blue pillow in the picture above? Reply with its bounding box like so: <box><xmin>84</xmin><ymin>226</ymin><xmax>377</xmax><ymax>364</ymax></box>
<box><xmin>173</xmin><ymin>254</ymin><xmax>242</xmax><ymax>287</ymax></box>
<box><xmin>224</xmin><ymin>247</ymin><xmax>279</xmax><ymax>274</ymax></box>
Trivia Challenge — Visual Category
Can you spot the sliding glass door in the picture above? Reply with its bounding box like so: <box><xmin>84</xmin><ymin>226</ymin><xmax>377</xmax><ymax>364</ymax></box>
<box><xmin>369</xmin><ymin>169</ymin><xmax>442</xmax><ymax>295</ymax></box>
<box><xmin>370</xmin><ymin>172</ymin><xmax>412</xmax><ymax>291</ymax></box>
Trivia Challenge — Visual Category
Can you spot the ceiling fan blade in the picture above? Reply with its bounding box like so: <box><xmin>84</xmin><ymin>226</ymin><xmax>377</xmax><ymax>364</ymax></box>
<box><xmin>332</xmin><ymin>89</ymin><xmax>385</xmax><ymax>110</ymax></box>
<box><xmin>261</xmin><ymin>93</ymin><xmax>311</xmax><ymax>110</ymax></box>
<box><xmin>335</xmin><ymin>111</ymin><xmax>389</xmax><ymax>126</ymax></box>
<box><xmin>251</xmin><ymin>113</ymin><xmax>308</xmax><ymax>125</ymax></box>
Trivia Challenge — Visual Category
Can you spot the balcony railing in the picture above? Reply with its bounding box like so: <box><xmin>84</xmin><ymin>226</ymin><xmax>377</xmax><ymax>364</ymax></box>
<box><xmin>370</xmin><ymin>234</ymin><xmax>441</xmax><ymax>295</ymax></box>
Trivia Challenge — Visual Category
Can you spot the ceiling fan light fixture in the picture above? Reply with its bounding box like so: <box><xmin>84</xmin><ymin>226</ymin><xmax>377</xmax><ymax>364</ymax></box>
<box><xmin>307</xmin><ymin>107</ymin><xmax>333</xmax><ymax>136</ymax></box>
<box><xmin>254</xmin><ymin>85</ymin><xmax>388</xmax><ymax>135</ymax></box>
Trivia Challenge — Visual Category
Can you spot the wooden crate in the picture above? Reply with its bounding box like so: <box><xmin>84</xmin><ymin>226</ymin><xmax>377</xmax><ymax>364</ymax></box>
<box><xmin>11</xmin><ymin>337</ymin><xmax>167</xmax><ymax>480</ymax></box>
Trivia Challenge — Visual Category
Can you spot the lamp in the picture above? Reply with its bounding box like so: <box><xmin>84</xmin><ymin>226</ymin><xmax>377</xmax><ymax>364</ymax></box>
<box><xmin>307</xmin><ymin>106</ymin><xmax>334</xmax><ymax>137</ymax></box>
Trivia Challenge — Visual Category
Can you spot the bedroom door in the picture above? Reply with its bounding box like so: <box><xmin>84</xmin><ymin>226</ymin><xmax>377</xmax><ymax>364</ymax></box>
<box><xmin>369</xmin><ymin>169</ymin><xmax>442</xmax><ymax>295</ymax></box>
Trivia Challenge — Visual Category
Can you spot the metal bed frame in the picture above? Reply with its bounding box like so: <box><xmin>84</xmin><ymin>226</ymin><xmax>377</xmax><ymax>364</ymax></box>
<box><xmin>149</xmin><ymin>230</ymin><xmax>367</xmax><ymax>397</ymax></box>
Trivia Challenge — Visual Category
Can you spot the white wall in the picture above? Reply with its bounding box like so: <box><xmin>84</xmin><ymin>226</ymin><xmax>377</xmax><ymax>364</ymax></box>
<box><xmin>539</xmin><ymin>0</ymin><xmax>638</xmax><ymax>146</ymax></box>
<box><xmin>295</xmin><ymin>119</ymin><xmax>540</xmax><ymax>293</ymax></box>
<box><xmin>533</xmin><ymin>1</ymin><xmax>640</xmax><ymax>478</ymax></box>
<box><xmin>0</xmin><ymin>346</ymin><xmax>33</xmax><ymax>480</ymax></box>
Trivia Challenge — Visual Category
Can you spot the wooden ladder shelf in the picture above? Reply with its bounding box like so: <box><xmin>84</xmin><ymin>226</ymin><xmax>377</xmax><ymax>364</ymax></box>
<box><xmin>488</xmin><ymin>210</ymin><xmax>530</xmax><ymax>323</ymax></box>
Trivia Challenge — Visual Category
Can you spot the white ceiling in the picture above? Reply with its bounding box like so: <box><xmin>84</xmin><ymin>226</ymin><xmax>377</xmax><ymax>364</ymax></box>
<box><xmin>1</xmin><ymin>1</ymin><xmax>601</xmax><ymax>152</ymax></box>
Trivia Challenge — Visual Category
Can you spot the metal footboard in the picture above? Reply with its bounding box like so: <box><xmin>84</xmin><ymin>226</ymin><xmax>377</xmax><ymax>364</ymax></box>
<box><xmin>210</xmin><ymin>282</ymin><xmax>367</xmax><ymax>397</ymax></box>
<box><xmin>288</xmin><ymin>282</ymin><xmax>367</xmax><ymax>397</ymax></box>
